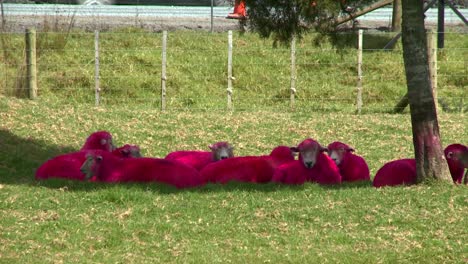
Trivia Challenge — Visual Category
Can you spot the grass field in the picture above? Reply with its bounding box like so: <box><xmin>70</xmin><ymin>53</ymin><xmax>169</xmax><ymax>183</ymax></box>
<box><xmin>0</xmin><ymin>96</ymin><xmax>467</xmax><ymax>263</ymax></box>
<box><xmin>0</xmin><ymin>25</ymin><xmax>467</xmax><ymax>262</ymax></box>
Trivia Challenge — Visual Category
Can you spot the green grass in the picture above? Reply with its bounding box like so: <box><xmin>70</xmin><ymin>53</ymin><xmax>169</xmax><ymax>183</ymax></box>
<box><xmin>0</xmin><ymin>28</ymin><xmax>466</xmax><ymax>112</ymax></box>
<box><xmin>0</xmin><ymin>25</ymin><xmax>467</xmax><ymax>262</ymax></box>
<box><xmin>0</xmin><ymin>97</ymin><xmax>467</xmax><ymax>263</ymax></box>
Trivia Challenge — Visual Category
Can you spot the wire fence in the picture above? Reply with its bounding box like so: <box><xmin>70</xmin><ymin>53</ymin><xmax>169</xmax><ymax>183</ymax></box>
<box><xmin>0</xmin><ymin>29</ymin><xmax>467</xmax><ymax>113</ymax></box>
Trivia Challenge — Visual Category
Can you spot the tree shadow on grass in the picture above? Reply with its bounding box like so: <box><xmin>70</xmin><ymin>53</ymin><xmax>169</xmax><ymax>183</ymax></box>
<box><xmin>0</xmin><ymin>129</ymin><xmax>77</xmax><ymax>185</ymax></box>
<box><xmin>0</xmin><ymin>128</ymin><xmax>375</xmax><ymax>193</ymax></box>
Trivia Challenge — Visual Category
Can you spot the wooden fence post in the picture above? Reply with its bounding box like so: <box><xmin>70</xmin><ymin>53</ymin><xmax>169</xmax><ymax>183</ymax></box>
<box><xmin>391</xmin><ymin>0</ymin><xmax>402</xmax><ymax>32</ymax></box>
<box><xmin>161</xmin><ymin>31</ymin><xmax>167</xmax><ymax>111</ymax></box>
<box><xmin>437</xmin><ymin>0</ymin><xmax>445</xmax><ymax>49</ymax></box>
<box><xmin>227</xmin><ymin>30</ymin><xmax>233</xmax><ymax>111</ymax></box>
<box><xmin>462</xmin><ymin>60</ymin><xmax>466</xmax><ymax>114</ymax></box>
<box><xmin>94</xmin><ymin>30</ymin><xmax>100</xmax><ymax>106</ymax></box>
<box><xmin>25</xmin><ymin>28</ymin><xmax>37</xmax><ymax>99</ymax></box>
<box><xmin>290</xmin><ymin>35</ymin><xmax>297</xmax><ymax>110</ymax></box>
<box><xmin>356</xmin><ymin>29</ymin><xmax>363</xmax><ymax>114</ymax></box>
<box><xmin>426</xmin><ymin>29</ymin><xmax>438</xmax><ymax>113</ymax></box>
<box><xmin>210</xmin><ymin>0</ymin><xmax>214</xmax><ymax>33</ymax></box>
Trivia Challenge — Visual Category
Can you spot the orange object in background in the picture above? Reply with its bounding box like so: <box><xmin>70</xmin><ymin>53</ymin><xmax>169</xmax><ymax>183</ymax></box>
<box><xmin>227</xmin><ymin>0</ymin><xmax>246</xmax><ymax>19</ymax></box>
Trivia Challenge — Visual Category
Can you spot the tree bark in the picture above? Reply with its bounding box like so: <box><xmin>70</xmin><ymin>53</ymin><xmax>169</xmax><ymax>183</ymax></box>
<box><xmin>401</xmin><ymin>0</ymin><xmax>451</xmax><ymax>183</ymax></box>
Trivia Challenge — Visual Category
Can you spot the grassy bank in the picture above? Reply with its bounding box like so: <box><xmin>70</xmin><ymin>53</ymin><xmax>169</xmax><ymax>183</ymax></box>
<box><xmin>0</xmin><ymin>97</ymin><xmax>467</xmax><ymax>262</ymax></box>
<box><xmin>0</xmin><ymin>28</ymin><xmax>466</xmax><ymax>112</ymax></box>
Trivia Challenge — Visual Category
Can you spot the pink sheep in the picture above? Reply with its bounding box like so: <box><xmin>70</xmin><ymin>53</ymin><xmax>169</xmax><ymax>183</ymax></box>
<box><xmin>200</xmin><ymin>146</ymin><xmax>295</xmax><ymax>184</ymax></box>
<box><xmin>112</xmin><ymin>144</ymin><xmax>142</xmax><ymax>158</ymax></box>
<box><xmin>81</xmin><ymin>149</ymin><xmax>204</xmax><ymax>189</ymax></box>
<box><xmin>35</xmin><ymin>131</ymin><xmax>118</xmax><ymax>181</ymax></box>
<box><xmin>444</xmin><ymin>143</ymin><xmax>468</xmax><ymax>184</ymax></box>
<box><xmin>35</xmin><ymin>151</ymin><xmax>91</xmax><ymax>181</ymax></box>
<box><xmin>373</xmin><ymin>143</ymin><xmax>468</xmax><ymax>187</ymax></box>
<box><xmin>372</xmin><ymin>158</ymin><xmax>417</xmax><ymax>187</ymax></box>
<box><xmin>272</xmin><ymin>139</ymin><xmax>342</xmax><ymax>185</ymax></box>
<box><xmin>327</xmin><ymin>141</ymin><xmax>370</xmax><ymax>182</ymax></box>
<box><xmin>80</xmin><ymin>130</ymin><xmax>116</xmax><ymax>152</ymax></box>
<box><xmin>164</xmin><ymin>141</ymin><xmax>234</xmax><ymax>171</ymax></box>
<box><xmin>35</xmin><ymin>145</ymin><xmax>141</xmax><ymax>181</ymax></box>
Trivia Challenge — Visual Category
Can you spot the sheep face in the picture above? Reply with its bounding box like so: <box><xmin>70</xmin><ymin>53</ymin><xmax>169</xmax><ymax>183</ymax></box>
<box><xmin>209</xmin><ymin>142</ymin><xmax>234</xmax><ymax>161</ymax></box>
<box><xmin>445</xmin><ymin>144</ymin><xmax>468</xmax><ymax>169</ymax></box>
<box><xmin>327</xmin><ymin>142</ymin><xmax>354</xmax><ymax>166</ymax></box>
<box><xmin>115</xmin><ymin>144</ymin><xmax>142</xmax><ymax>158</ymax></box>
<box><xmin>292</xmin><ymin>139</ymin><xmax>327</xmax><ymax>169</ymax></box>
<box><xmin>97</xmin><ymin>135</ymin><xmax>116</xmax><ymax>152</ymax></box>
<box><xmin>80</xmin><ymin>153</ymin><xmax>102</xmax><ymax>180</ymax></box>
<box><xmin>102</xmin><ymin>138</ymin><xmax>115</xmax><ymax>152</ymax></box>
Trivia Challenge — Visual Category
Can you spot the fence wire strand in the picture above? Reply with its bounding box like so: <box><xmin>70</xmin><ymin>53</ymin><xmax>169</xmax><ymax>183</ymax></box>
<box><xmin>1</xmin><ymin>29</ymin><xmax>467</xmax><ymax>113</ymax></box>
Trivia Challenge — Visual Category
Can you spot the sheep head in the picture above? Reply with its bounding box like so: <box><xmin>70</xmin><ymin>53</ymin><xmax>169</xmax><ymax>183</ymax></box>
<box><xmin>445</xmin><ymin>144</ymin><xmax>468</xmax><ymax>169</ymax></box>
<box><xmin>269</xmin><ymin>146</ymin><xmax>296</xmax><ymax>161</ymax></box>
<box><xmin>80</xmin><ymin>150</ymin><xmax>106</xmax><ymax>180</ymax></box>
<box><xmin>291</xmin><ymin>138</ymin><xmax>327</xmax><ymax>169</ymax></box>
<box><xmin>81</xmin><ymin>130</ymin><xmax>116</xmax><ymax>152</ymax></box>
<box><xmin>209</xmin><ymin>141</ymin><xmax>234</xmax><ymax>161</ymax></box>
<box><xmin>113</xmin><ymin>144</ymin><xmax>142</xmax><ymax>158</ymax></box>
<box><xmin>327</xmin><ymin>141</ymin><xmax>355</xmax><ymax>166</ymax></box>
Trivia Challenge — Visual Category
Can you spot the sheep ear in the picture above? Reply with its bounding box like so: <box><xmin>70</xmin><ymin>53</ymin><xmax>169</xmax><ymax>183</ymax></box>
<box><xmin>290</xmin><ymin>147</ymin><xmax>299</xmax><ymax>153</ymax></box>
<box><xmin>208</xmin><ymin>145</ymin><xmax>214</xmax><ymax>150</ymax></box>
<box><xmin>121</xmin><ymin>149</ymin><xmax>130</xmax><ymax>155</ymax></box>
<box><xmin>347</xmin><ymin>148</ymin><xmax>355</xmax><ymax>152</ymax></box>
<box><xmin>320</xmin><ymin>147</ymin><xmax>328</xmax><ymax>153</ymax></box>
<box><xmin>100</xmin><ymin>139</ymin><xmax>107</xmax><ymax>145</ymax></box>
<box><xmin>446</xmin><ymin>151</ymin><xmax>453</xmax><ymax>159</ymax></box>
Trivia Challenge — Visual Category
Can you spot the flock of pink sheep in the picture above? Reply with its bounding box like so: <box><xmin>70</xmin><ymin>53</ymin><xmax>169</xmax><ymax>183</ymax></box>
<box><xmin>35</xmin><ymin>130</ymin><xmax>468</xmax><ymax>189</ymax></box>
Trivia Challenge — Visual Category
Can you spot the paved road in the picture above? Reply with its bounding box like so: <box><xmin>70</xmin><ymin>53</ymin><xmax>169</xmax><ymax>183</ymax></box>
<box><xmin>3</xmin><ymin>3</ymin><xmax>467</xmax><ymax>24</ymax></box>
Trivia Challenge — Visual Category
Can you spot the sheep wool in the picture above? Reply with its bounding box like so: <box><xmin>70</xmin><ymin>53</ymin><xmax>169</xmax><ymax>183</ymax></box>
<box><xmin>327</xmin><ymin>141</ymin><xmax>370</xmax><ymax>182</ymax></box>
<box><xmin>444</xmin><ymin>143</ymin><xmax>468</xmax><ymax>184</ymax></box>
<box><xmin>200</xmin><ymin>146</ymin><xmax>295</xmax><ymax>184</ymax></box>
<box><xmin>35</xmin><ymin>144</ymin><xmax>141</xmax><ymax>181</ymax></box>
<box><xmin>82</xmin><ymin>150</ymin><xmax>204</xmax><ymax>189</ymax></box>
<box><xmin>80</xmin><ymin>130</ymin><xmax>115</xmax><ymax>152</ymax></box>
<box><xmin>165</xmin><ymin>141</ymin><xmax>234</xmax><ymax>171</ymax></box>
<box><xmin>272</xmin><ymin>139</ymin><xmax>342</xmax><ymax>185</ymax></box>
<box><xmin>373</xmin><ymin>143</ymin><xmax>468</xmax><ymax>187</ymax></box>
<box><xmin>35</xmin><ymin>131</ymin><xmax>118</xmax><ymax>181</ymax></box>
<box><xmin>372</xmin><ymin>159</ymin><xmax>417</xmax><ymax>188</ymax></box>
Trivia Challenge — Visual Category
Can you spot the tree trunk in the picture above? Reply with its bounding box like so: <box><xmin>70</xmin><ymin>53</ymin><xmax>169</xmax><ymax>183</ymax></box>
<box><xmin>401</xmin><ymin>0</ymin><xmax>451</xmax><ymax>183</ymax></box>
